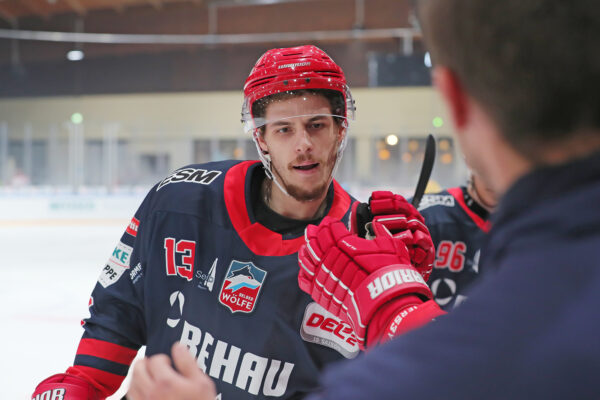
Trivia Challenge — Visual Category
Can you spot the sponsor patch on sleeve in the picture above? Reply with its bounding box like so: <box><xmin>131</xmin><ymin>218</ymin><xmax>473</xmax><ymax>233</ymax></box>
<box><xmin>98</xmin><ymin>241</ymin><xmax>133</xmax><ymax>288</ymax></box>
<box><xmin>300</xmin><ymin>302</ymin><xmax>359</xmax><ymax>359</ymax></box>
<box><xmin>125</xmin><ymin>216</ymin><xmax>139</xmax><ymax>237</ymax></box>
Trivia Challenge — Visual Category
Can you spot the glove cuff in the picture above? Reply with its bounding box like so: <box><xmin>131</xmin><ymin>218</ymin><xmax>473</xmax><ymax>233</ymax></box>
<box><xmin>342</xmin><ymin>263</ymin><xmax>432</xmax><ymax>348</ymax></box>
<box><xmin>32</xmin><ymin>373</ymin><xmax>102</xmax><ymax>400</ymax></box>
<box><xmin>380</xmin><ymin>300</ymin><xmax>446</xmax><ymax>345</ymax></box>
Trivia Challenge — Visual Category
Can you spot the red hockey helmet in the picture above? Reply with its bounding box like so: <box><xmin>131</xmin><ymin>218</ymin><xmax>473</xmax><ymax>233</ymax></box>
<box><xmin>241</xmin><ymin>45</ymin><xmax>355</xmax><ymax>134</ymax></box>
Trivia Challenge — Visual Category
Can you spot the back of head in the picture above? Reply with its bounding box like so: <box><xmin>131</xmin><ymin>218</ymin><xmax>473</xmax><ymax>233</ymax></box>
<box><xmin>418</xmin><ymin>0</ymin><xmax>600</xmax><ymax>162</ymax></box>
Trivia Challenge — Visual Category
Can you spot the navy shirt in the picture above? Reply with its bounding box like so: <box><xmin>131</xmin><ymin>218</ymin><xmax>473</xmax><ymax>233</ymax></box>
<box><xmin>309</xmin><ymin>151</ymin><xmax>600</xmax><ymax>400</ymax></box>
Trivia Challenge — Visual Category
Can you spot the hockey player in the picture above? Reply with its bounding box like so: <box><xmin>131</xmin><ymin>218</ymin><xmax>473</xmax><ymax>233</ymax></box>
<box><xmin>31</xmin><ymin>45</ymin><xmax>435</xmax><ymax>400</ymax></box>
<box><xmin>345</xmin><ymin>171</ymin><xmax>497</xmax><ymax>311</ymax></box>
<box><xmin>420</xmin><ymin>172</ymin><xmax>497</xmax><ymax>309</ymax></box>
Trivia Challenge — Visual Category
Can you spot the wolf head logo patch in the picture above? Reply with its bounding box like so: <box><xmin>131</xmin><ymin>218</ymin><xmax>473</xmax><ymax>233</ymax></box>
<box><xmin>219</xmin><ymin>260</ymin><xmax>267</xmax><ymax>314</ymax></box>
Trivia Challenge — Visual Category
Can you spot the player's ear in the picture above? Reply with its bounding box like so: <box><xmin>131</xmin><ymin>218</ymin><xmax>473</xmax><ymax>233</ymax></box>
<box><xmin>432</xmin><ymin>66</ymin><xmax>469</xmax><ymax>130</ymax></box>
<box><xmin>255</xmin><ymin>130</ymin><xmax>269</xmax><ymax>154</ymax></box>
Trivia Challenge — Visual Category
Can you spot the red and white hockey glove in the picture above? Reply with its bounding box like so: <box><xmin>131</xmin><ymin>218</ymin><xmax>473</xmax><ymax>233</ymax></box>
<box><xmin>350</xmin><ymin>191</ymin><xmax>434</xmax><ymax>281</ymax></box>
<box><xmin>298</xmin><ymin>216</ymin><xmax>444</xmax><ymax>349</ymax></box>
<box><xmin>32</xmin><ymin>373</ymin><xmax>102</xmax><ymax>400</ymax></box>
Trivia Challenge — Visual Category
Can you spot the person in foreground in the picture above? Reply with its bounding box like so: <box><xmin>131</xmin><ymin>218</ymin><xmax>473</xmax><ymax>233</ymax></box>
<box><xmin>301</xmin><ymin>0</ymin><xmax>600</xmax><ymax>398</ymax></box>
<box><xmin>124</xmin><ymin>0</ymin><xmax>600</xmax><ymax>399</ymax></box>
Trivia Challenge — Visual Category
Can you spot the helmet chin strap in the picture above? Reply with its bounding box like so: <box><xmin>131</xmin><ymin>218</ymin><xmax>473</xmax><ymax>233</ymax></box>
<box><xmin>252</xmin><ymin>130</ymin><xmax>290</xmax><ymax>196</ymax></box>
<box><xmin>252</xmin><ymin>122</ymin><xmax>348</xmax><ymax>201</ymax></box>
<box><xmin>329</xmin><ymin>121</ymin><xmax>348</xmax><ymax>188</ymax></box>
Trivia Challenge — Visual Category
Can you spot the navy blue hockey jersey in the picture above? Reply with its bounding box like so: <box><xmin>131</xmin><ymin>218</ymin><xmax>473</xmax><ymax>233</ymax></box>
<box><xmin>418</xmin><ymin>187</ymin><xmax>490</xmax><ymax>310</ymax></box>
<box><xmin>69</xmin><ymin>160</ymin><xmax>358</xmax><ymax>399</ymax></box>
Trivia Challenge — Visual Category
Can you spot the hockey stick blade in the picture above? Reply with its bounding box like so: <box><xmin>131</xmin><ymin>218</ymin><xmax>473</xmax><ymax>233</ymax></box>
<box><xmin>411</xmin><ymin>134</ymin><xmax>436</xmax><ymax>208</ymax></box>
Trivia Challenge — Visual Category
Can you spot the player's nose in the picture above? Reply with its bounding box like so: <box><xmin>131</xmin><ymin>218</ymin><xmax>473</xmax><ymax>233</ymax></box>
<box><xmin>295</xmin><ymin>128</ymin><xmax>313</xmax><ymax>153</ymax></box>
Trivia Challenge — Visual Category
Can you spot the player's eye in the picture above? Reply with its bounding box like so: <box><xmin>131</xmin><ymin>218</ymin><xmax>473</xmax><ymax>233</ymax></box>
<box><xmin>307</xmin><ymin>120</ymin><xmax>329</xmax><ymax>132</ymax></box>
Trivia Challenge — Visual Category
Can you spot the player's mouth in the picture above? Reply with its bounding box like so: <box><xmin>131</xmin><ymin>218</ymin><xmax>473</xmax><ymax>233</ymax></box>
<box><xmin>293</xmin><ymin>163</ymin><xmax>319</xmax><ymax>171</ymax></box>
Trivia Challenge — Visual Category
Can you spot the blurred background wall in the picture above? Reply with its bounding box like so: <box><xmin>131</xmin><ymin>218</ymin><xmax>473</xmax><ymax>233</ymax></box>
<box><xmin>0</xmin><ymin>0</ymin><xmax>467</xmax><ymax>203</ymax></box>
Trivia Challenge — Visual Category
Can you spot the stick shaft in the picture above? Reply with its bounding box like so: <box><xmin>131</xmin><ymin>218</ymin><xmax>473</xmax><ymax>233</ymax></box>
<box><xmin>411</xmin><ymin>134</ymin><xmax>436</xmax><ymax>208</ymax></box>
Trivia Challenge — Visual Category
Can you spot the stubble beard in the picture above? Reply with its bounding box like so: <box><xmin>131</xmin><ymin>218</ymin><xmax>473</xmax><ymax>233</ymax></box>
<box><xmin>271</xmin><ymin>142</ymin><xmax>338</xmax><ymax>202</ymax></box>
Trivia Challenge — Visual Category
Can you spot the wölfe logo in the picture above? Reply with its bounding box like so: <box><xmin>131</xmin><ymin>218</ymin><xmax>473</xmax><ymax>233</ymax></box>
<box><xmin>218</xmin><ymin>260</ymin><xmax>267</xmax><ymax>314</ymax></box>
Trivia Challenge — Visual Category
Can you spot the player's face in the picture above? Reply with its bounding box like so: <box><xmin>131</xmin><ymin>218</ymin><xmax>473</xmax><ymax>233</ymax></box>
<box><xmin>472</xmin><ymin>173</ymin><xmax>498</xmax><ymax>209</ymax></box>
<box><xmin>258</xmin><ymin>95</ymin><xmax>344</xmax><ymax>202</ymax></box>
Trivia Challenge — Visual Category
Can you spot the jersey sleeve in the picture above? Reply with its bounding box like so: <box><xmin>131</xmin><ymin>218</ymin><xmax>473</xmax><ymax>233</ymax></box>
<box><xmin>65</xmin><ymin>188</ymin><xmax>156</xmax><ymax>398</ymax></box>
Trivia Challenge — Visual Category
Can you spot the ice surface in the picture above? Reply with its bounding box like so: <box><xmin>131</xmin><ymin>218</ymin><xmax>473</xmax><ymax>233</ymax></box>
<box><xmin>0</xmin><ymin>220</ymin><xmax>144</xmax><ymax>399</ymax></box>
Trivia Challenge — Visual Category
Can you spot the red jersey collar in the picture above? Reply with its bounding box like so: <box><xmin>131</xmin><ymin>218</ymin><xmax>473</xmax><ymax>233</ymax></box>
<box><xmin>447</xmin><ymin>187</ymin><xmax>491</xmax><ymax>233</ymax></box>
<box><xmin>224</xmin><ymin>161</ymin><xmax>351</xmax><ymax>256</ymax></box>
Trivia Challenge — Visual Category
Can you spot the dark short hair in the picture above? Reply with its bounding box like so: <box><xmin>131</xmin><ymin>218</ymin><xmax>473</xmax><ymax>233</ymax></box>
<box><xmin>252</xmin><ymin>89</ymin><xmax>346</xmax><ymax>128</ymax></box>
<box><xmin>418</xmin><ymin>0</ymin><xmax>600</xmax><ymax>159</ymax></box>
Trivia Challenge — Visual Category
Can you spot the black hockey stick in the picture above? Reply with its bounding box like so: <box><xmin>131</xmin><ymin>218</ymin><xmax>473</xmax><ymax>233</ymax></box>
<box><xmin>411</xmin><ymin>134</ymin><xmax>436</xmax><ymax>208</ymax></box>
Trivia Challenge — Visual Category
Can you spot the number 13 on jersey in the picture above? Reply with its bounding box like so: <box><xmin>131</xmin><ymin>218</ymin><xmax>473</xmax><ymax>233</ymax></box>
<box><xmin>164</xmin><ymin>237</ymin><xmax>196</xmax><ymax>281</ymax></box>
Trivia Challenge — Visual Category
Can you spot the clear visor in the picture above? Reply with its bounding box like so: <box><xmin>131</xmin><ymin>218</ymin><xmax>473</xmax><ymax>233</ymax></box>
<box><xmin>241</xmin><ymin>83</ymin><xmax>355</xmax><ymax>135</ymax></box>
